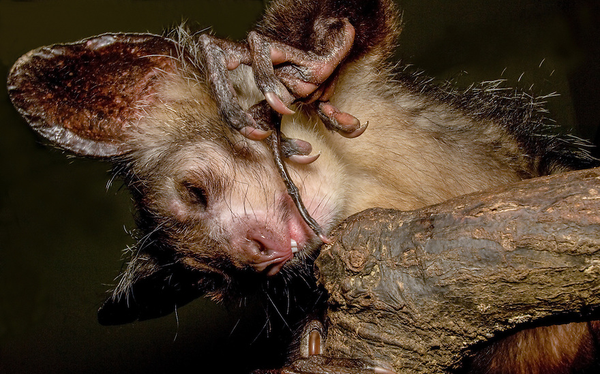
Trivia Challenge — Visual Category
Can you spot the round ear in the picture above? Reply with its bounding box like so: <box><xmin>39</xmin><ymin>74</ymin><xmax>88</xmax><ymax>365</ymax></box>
<box><xmin>7</xmin><ymin>33</ymin><xmax>181</xmax><ymax>158</ymax></box>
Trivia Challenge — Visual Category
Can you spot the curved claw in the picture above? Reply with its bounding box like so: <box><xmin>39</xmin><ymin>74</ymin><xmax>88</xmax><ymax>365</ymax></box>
<box><xmin>239</xmin><ymin>126</ymin><xmax>273</xmax><ymax>140</ymax></box>
<box><xmin>248</xmin><ymin>31</ymin><xmax>298</xmax><ymax>114</ymax></box>
<box><xmin>339</xmin><ymin>121</ymin><xmax>368</xmax><ymax>138</ymax></box>
<box><xmin>265</xmin><ymin>92</ymin><xmax>295</xmax><ymax>115</ymax></box>
<box><xmin>317</xmin><ymin>101</ymin><xmax>366</xmax><ymax>137</ymax></box>
<box><xmin>281</xmin><ymin>137</ymin><xmax>319</xmax><ymax>164</ymax></box>
<box><xmin>288</xmin><ymin>153</ymin><xmax>320</xmax><ymax>164</ymax></box>
<box><xmin>308</xmin><ymin>330</ymin><xmax>322</xmax><ymax>356</ymax></box>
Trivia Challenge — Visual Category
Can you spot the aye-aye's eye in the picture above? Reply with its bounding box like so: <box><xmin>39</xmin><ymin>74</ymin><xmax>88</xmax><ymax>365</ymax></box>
<box><xmin>182</xmin><ymin>182</ymin><xmax>208</xmax><ymax>209</ymax></box>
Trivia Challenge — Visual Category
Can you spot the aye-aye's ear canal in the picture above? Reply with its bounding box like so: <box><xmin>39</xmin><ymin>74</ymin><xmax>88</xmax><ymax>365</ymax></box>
<box><xmin>7</xmin><ymin>33</ymin><xmax>181</xmax><ymax>158</ymax></box>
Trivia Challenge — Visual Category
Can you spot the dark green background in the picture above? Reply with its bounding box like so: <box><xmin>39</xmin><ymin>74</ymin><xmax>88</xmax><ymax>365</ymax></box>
<box><xmin>1</xmin><ymin>0</ymin><xmax>599</xmax><ymax>373</ymax></box>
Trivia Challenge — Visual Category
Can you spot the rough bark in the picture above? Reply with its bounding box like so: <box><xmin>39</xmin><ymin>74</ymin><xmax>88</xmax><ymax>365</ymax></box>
<box><xmin>314</xmin><ymin>167</ymin><xmax>600</xmax><ymax>373</ymax></box>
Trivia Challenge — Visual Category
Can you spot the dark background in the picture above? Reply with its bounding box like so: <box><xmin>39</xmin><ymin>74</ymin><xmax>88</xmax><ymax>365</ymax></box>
<box><xmin>1</xmin><ymin>0</ymin><xmax>599</xmax><ymax>373</ymax></box>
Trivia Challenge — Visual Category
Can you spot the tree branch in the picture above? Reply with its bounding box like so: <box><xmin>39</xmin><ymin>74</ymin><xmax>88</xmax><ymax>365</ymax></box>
<box><xmin>315</xmin><ymin>167</ymin><xmax>600</xmax><ymax>373</ymax></box>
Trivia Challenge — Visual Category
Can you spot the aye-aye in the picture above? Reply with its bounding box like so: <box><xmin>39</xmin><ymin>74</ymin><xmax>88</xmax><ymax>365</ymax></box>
<box><xmin>7</xmin><ymin>0</ymin><xmax>600</xmax><ymax>372</ymax></box>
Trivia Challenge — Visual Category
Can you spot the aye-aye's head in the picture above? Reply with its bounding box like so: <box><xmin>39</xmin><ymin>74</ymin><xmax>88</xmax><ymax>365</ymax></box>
<box><xmin>8</xmin><ymin>32</ymin><xmax>346</xmax><ymax>323</ymax></box>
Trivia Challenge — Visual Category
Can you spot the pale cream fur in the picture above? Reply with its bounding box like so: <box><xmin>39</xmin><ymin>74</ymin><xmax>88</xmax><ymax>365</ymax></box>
<box><xmin>128</xmin><ymin>52</ymin><xmax>528</xmax><ymax>244</ymax></box>
<box><xmin>281</xmin><ymin>54</ymin><xmax>524</xmax><ymax>220</ymax></box>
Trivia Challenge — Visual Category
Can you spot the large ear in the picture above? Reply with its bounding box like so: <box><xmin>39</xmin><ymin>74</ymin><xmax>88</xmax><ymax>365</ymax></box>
<box><xmin>98</xmin><ymin>250</ymin><xmax>223</xmax><ymax>325</ymax></box>
<box><xmin>7</xmin><ymin>33</ymin><xmax>181</xmax><ymax>158</ymax></box>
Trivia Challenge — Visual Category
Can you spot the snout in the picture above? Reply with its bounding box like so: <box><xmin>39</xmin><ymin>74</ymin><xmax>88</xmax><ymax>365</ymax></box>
<box><xmin>224</xmin><ymin>196</ymin><xmax>322</xmax><ymax>276</ymax></box>
<box><xmin>232</xmin><ymin>225</ymin><xmax>294</xmax><ymax>276</ymax></box>
<box><xmin>247</xmin><ymin>228</ymin><xmax>294</xmax><ymax>275</ymax></box>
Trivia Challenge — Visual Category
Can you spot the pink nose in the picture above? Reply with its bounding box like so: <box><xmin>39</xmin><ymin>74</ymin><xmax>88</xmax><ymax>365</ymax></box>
<box><xmin>234</xmin><ymin>225</ymin><xmax>293</xmax><ymax>276</ymax></box>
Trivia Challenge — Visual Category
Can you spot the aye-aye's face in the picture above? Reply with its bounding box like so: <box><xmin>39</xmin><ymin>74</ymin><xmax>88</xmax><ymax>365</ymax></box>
<box><xmin>7</xmin><ymin>32</ymin><xmax>346</xmax><ymax>286</ymax></box>
<box><xmin>124</xmin><ymin>79</ymin><xmax>343</xmax><ymax>278</ymax></box>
